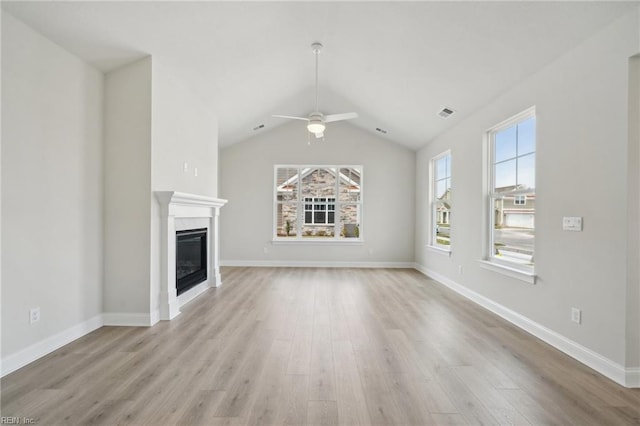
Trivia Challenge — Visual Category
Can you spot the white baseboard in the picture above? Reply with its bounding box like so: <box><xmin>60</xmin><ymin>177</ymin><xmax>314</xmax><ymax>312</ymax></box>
<box><xmin>221</xmin><ymin>260</ymin><xmax>415</xmax><ymax>268</ymax></box>
<box><xmin>1</xmin><ymin>314</ymin><xmax>103</xmax><ymax>377</ymax></box>
<box><xmin>102</xmin><ymin>312</ymin><xmax>154</xmax><ymax>327</ymax></box>
<box><xmin>414</xmin><ymin>263</ymin><xmax>638</xmax><ymax>388</ymax></box>
<box><xmin>627</xmin><ymin>368</ymin><xmax>640</xmax><ymax>387</ymax></box>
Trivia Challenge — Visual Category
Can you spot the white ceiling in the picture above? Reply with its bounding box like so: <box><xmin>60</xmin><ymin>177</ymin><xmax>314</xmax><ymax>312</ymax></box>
<box><xmin>2</xmin><ymin>1</ymin><xmax>636</xmax><ymax>150</ymax></box>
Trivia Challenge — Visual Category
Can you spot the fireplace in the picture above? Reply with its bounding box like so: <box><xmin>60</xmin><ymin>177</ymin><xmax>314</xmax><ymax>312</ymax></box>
<box><xmin>176</xmin><ymin>228</ymin><xmax>207</xmax><ymax>295</ymax></box>
<box><xmin>155</xmin><ymin>191</ymin><xmax>227</xmax><ymax>321</ymax></box>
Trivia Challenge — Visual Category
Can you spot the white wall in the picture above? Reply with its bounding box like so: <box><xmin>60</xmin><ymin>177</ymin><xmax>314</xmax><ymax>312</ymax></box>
<box><xmin>416</xmin><ymin>9</ymin><xmax>639</xmax><ymax>371</ymax></box>
<box><xmin>220</xmin><ymin>121</ymin><xmax>415</xmax><ymax>265</ymax></box>
<box><xmin>103</xmin><ymin>57</ymin><xmax>153</xmax><ymax>318</ymax></box>
<box><xmin>1</xmin><ymin>13</ymin><xmax>104</xmax><ymax>357</ymax></box>
<box><xmin>151</xmin><ymin>60</ymin><xmax>219</xmax><ymax>197</ymax></box>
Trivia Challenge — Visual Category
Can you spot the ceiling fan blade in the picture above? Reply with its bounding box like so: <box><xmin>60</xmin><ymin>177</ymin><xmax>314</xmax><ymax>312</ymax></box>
<box><xmin>315</xmin><ymin>131</ymin><xmax>324</xmax><ymax>139</ymax></box>
<box><xmin>324</xmin><ymin>112</ymin><xmax>358</xmax><ymax>123</ymax></box>
<box><xmin>272</xmin><ymin>115</ymin><xmax>309</xmax><ymax>121</ymax></box>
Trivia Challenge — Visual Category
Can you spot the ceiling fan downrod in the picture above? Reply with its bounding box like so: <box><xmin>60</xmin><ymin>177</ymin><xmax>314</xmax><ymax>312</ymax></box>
<box><xmin>312</xmin><ymin>42</ymin><xmax>322</xmax><ymax>114</ymax></box>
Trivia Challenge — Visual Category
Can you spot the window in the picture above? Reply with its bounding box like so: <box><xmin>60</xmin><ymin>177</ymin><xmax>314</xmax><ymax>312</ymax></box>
<box><xmin>275</xmin><ymin>166</ymin><xmax>362</xmax><ymax>240</ymax></box>
<box><xmin>486</xmin><ymin>108</ymin><xmax>536</xmax><ymax>271</ymax></box>
<box><xmin>304</xmin><ymin>197</ymin><xmax>335</xmax><ymax>225</ymax></box>
<box><xmin>514</xmin><ymin>195</ymin><xmax>527</xmax><ymax>205</ymax></box>
<box><xmin>431</xmin><ymin>151</ymin><xmax>451</xmax><ymax>250</ymax></box>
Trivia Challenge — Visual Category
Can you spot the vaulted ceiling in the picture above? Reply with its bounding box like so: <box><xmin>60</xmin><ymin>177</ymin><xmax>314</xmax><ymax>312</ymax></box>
<box><xmin>2</xmin><ymin>1</ymin><xmax>636</xmax><ymax>150</ymax></box>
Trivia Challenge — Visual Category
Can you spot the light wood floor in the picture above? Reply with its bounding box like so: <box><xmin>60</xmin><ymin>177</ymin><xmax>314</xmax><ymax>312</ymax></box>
<box><xmin>2</xmin><ymin>267</ymin><xmax>639</xmax><ymax>425</ymax></box>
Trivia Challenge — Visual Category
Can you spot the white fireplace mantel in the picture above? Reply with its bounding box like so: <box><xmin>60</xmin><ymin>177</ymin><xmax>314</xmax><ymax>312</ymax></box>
<box><xmin>155</xmin><ymin>191</ymin><xmax>227</xmax><ymax>320</ymax></box>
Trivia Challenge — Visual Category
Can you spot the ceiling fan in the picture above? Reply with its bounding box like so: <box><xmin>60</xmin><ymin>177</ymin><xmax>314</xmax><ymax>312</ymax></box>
<box><xmin>273</xmin><ymin>42</ymin><xmax>358</xmax><ymax>140</ymax></box>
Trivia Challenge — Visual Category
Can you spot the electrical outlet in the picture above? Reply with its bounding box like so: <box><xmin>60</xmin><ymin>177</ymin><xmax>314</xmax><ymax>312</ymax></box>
<box><xmin>30</xmin><ymin>307</ymin><xmax>40</xmax><ymax>324</ymax></box>
<box><xmin>458</xmin><ymin>265</ymin><xmax>463</xmax><ymax>275</ymax></box>
<box><xmin>194</xmin><ymin>167</ymin><xmax>198</xmax><ymax>177</ymax></box>
<box><xmin>571</xmin><ymin>307</ymin><xmax>582</xmax><ymax>324</ymax></box>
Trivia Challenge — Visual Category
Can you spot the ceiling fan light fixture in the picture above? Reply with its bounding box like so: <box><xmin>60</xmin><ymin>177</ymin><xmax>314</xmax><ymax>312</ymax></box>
<box><xmin>307</xmin><ymin>121</ymin><xmax>326</xmax><ymax>134</ymax></box>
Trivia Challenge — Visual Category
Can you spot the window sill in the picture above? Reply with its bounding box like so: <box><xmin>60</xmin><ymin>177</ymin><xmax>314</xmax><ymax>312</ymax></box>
<box><xmin>272</xmin><ymin>238</ymin><xmax>364</xmax><ymax>246</ymax></box>
<box><xmin>477</xmin><ymin>259</ymin><xmax>536</xmax><ymax>284</ymax></box>
<box><xmin>427</xmin><ymin>245</ymin><xmax>452</xmax><ymax>257</ymax></box>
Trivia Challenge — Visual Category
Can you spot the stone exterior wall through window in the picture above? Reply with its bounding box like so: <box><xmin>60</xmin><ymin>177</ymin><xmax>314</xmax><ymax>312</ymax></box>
<box><xmin>276</xmin><ymin>167</ymin><xmax>360</xmax><ymax>237</ymax></box>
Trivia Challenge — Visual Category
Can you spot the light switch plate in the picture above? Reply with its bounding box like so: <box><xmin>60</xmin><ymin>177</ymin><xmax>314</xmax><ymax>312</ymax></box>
<box><xmin>562</xmin><ymin>216</ymin><xmax>582</xmax><ymax>231</ymax></box>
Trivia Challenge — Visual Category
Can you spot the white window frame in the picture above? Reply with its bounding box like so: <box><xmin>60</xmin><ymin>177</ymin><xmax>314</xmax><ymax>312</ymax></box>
<box><xmin>481</xmin><ymin>107</ymin><xmax>536</xmax><ymax>283</ymax></box>
<box><xmin>273</xmin><ymin>165</ymin><xmax>363</xmax><ymax>243</ymax></box>
<box><xmin>429</xmin><ymin>150</ymin><xmax>452</xmax><ymax>252</ymax></box>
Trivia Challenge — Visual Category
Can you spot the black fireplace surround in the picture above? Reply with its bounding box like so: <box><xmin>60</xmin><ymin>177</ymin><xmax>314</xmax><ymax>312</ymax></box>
<box><xmin>176</xmin><ymin>228</ymin><xmax>207</xmax><ymax>295</ymax></box>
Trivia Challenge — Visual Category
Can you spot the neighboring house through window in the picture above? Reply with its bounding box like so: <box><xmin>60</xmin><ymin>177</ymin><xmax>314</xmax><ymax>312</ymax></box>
<box><xmin>486</xmin><ymin>107</ymin><xmax>536</xmax><ymax>271</ymax></box>
<box><xmin>275</xmin><ymin>166</ymin><xmax>362</xmax><ymax>240</ymax></box>
<box><xmin>431</xmin><ymin>151</ymin><xmax>451</xmax><ymax>250</ymax></box>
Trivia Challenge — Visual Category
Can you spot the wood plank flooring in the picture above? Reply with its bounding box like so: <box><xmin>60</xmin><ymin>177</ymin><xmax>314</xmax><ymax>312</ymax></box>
<box><xmin>2</xmin><ymin>267</ymin><xmax>639</xmax><ymax>425</ymax></box>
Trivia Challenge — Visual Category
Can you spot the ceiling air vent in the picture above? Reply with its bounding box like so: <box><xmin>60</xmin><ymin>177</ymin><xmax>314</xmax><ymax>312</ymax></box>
<box><xmin>253</xmin><ymin>124</ymin><xmax>265</xmax><ymax>131</ymax></box>
<box><xmin>438</xmin><ymin>107</ymin><xmax>455</xmax><ymax>119</ymax></box>
<box><xmin>375</xmin><ymin>127</ymin><xmax>388</xmax><ymax>134</ymax></box>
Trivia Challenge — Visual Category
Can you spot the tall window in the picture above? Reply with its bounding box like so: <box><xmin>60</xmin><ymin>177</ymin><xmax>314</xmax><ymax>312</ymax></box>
<box><xmin>275</xmin><ymin>166</ymin><xmax>362</xmax><ymax>240</ymax></box>
<box><xmin>487</xmin><ymin>108</ymin><xmax>536</xmax><ymax>270</ymax></box>
<box><xmin>431</xmin><ymin>151</ymin><xmax>451</xmax><ymax>250</ymax></box>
